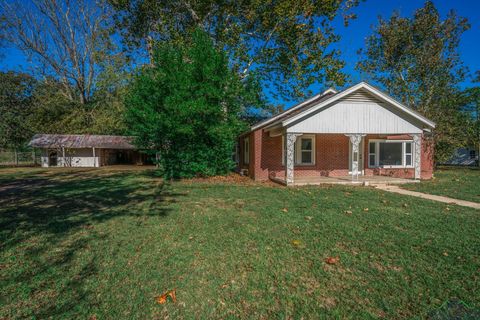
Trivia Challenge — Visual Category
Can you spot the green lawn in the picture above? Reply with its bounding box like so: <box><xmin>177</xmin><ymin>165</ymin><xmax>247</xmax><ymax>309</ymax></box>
<box><xmin>1</xmin><ymin>168</ymin><xmax>479</xmax><ymax>319</ymax></box>
<box><xmin>403</xmin><ymin>167</ymin><xmax>480</xmax><ymax>203</ymax></box>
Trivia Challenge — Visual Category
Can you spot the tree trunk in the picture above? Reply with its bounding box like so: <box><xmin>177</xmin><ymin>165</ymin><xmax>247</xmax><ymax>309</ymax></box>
<box><xmin>14</xmin><ymin>147</ymin><xmax>18</xmax><ymax>166</ymax></box>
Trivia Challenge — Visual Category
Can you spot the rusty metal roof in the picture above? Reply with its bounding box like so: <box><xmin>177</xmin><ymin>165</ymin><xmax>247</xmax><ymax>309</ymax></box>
<box><xmin>28</xmin><ymin>134</ymin><xmax>136</xmax><ymax>149</ymax></box>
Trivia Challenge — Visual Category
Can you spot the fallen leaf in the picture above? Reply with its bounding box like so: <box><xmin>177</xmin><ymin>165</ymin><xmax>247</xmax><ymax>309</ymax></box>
<box><xmin>403</xmin><ymin>203</ymin><xmax>408</xmax><ymax>208</ymax></box>
<box><xmin>156</xmin><ymin>289</ymin><xmax>176</xmax><ymax>304</ymax></box>
<box><xmin>282</xmin><ymin>208</ymin><xmax>288</xmax><ymax>213</ymax></box>
<box><xmin>344</xmin><ymin>210</ymin><xmax>352</xmax><ymax>215</ymax></box>
<box><xmin>156</xmin><ymin>294</ymin><xmax>167</xmax><ymax>304</ymax></box>
<box><xmin>443</xmin><ymin>252</ymin><xmax>449</xmax><ymax>257</ymax></box>
<box><xmin>363</xmin><ymin>208</ymin><xmax>369</xmax><ymax>212</ymax></box>
<box><xmin>325</xmin><ymin>256</ymin><xmax>340</xmax><ymax>265</ymax></box>
<box><xmin>292</xmin><ymin>239</ymin><xmax>302</xmax><ymax>246</ymax></box>
<box><xmin>304</xmin><ymin>216</ymin><xmax>313</xmax><ymax>221</ymax></box>
<box><xmin>168</xmin><ymin>289</ymin><xmax>176</xmax><ymax>302</ymax></box>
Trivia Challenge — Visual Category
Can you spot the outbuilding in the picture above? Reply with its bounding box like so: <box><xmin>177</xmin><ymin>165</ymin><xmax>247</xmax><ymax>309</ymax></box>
<box><xmin>29</xmin><ymin>134</ymin><xmax>149</xmax><ymax>167</ymax></box>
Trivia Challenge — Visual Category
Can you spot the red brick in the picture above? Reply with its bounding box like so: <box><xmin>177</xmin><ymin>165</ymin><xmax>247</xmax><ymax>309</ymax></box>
<box><xmin>239</xmin><ymin>131</ymin><xmax>434</xmax><ymax>181</ymax></box>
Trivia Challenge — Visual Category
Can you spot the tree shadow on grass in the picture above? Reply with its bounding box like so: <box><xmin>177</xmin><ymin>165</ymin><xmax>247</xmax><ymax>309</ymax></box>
<box><xmin>0</xmin><ymin>169</ymin><xmax>186</xmax><ymax>318</ymax></box>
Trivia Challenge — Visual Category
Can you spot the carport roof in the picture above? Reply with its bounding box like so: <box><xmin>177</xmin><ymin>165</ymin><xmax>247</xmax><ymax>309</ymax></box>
<box><xmin>28</xmin><ymin>134</ymin><xmax>136</xmax><ymax>149</ymax></box>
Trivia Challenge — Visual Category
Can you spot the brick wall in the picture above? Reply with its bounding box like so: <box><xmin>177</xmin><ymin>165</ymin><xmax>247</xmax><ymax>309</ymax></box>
<box><xmin>241</xmin><ymin>130</ymin><xmax>434</xmax><ymax>181</ymax></box>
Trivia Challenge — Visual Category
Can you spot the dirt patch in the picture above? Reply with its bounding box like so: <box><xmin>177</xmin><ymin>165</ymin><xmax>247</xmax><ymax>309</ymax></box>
<box><xmin>181</xmin><ymin>173</ymin><xmax>278</xmax><ymax>186</ymax></box>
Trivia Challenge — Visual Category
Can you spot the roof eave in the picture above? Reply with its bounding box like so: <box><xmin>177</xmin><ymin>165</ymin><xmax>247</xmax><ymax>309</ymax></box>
<box><xmin>282</xmin><ymin>82</ymin><xmax>436</xmax><ymax>129</ymax></box>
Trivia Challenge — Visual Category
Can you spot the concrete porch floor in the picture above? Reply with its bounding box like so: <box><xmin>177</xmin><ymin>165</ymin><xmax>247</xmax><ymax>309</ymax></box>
<box><xmin>271</xmin><ymin>175</ymin><xmax>418</xmax><ymax>186</ymax></box>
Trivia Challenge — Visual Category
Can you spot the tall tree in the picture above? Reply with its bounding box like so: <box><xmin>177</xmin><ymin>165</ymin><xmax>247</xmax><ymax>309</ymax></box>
<box><xmin>0</xmin><ymin>71</ymin><xmax>36</xmax><ymax>150</ymax></box>
<box><xmin>126</xmin><ymin>30</ymin><xmax>254</xmax><ymax>178</ymax></box>
<box><xmin>463</xmin><ymin>71</ymin><xmax>480</xmax><ymax>166</ymax></box>
<box><xmin>110</xmin><ymin>0</ymin><xmax>360</xmax><ymax>102</ymax></box>
<box><xmin>0</xmin><ymin>0</ymin><xmax>124</xmax><ymax>105</ymax></box>
<box><xmin>357</xmin><ymin>1</ymin><xmax>470</xmax><ymax>162</ymax></box>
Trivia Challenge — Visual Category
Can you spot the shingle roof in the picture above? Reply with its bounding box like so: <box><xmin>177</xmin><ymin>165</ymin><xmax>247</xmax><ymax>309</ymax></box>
<box><xmin>250</xmin><ymin>91</ymin><xmax>337</xmax><ymax>131</ymax></box>
<box><xmin>28</xmin><ymin>134</ymin><xmax>136</xmax><ymax>149</ymax></box>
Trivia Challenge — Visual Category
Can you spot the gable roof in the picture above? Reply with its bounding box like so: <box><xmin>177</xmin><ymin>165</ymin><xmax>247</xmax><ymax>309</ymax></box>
<box><xmin>251</xmin><ymin>82</ymin><xmax>435</xmax><ymax>132</ymax></box>
<box><xmin>251</xmin><ymin>90</ymin><xmax>338</xmax><ymax>131</ymax></box>
<box><xmin>28</xmin><ymin>134</ymin><xmax>136</xmax><ymax>149</ymax></box>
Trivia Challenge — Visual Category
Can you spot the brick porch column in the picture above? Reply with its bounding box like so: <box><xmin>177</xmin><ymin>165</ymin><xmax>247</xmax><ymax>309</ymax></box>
<box><xmin>285</xmin><ymin>132</ymin><xmax>302</xmax><ymax>185</ymax></box>
<box><xmin>412</xmin><ymin>133</ymin><xmax>421</xmax><ymax>179</ymax></box>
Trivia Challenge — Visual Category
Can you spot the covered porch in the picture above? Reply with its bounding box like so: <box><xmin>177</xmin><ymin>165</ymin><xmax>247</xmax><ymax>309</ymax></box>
<box><xmin>271</xmin><ymin>173</ymin><xmax>418</xmax><ymax>186</ymax></box>
<box><xmin>272</xmin><ymin>132</ymin><xmax>423</xmax><ymax>186</ymax></box>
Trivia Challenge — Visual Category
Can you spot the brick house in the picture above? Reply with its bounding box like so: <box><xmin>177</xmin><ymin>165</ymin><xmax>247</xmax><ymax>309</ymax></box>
<box><xmin>237</xmin><ymin>82</ymin><xmax>435</xmax><ymax>185</ymax></box>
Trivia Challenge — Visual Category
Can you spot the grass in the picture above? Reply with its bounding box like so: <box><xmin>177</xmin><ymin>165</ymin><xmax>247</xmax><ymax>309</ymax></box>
<box><xmin>1</xmin><ymin>167</ymin><xmax>479</xmax><ymax>319</ymax></box>
<box><xmin>403</xmin><ymin>167</ymin><xmax>480</xmax><ymax>203</ymax></box>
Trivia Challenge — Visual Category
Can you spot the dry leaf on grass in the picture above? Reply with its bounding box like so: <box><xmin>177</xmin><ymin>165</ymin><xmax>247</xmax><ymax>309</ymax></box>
<box><xmin>282</xmin><ymin>208</ymin><xmax>288</xmax><ymax>213</ymax></box>
<box><xmin>292</xmin><ymin>239</ymin><xmax>302</xmax><ymax>246</ymax></box>
<box><xmin>156</xmin><ymin>289</ymin><xmax>177</xmax><ymax>304</ymax></box>
<box><xmin>344</xmin><ymin>210</ymin><xmax>353</xmax><ymax>215</ymax></box>
<box><xmin>325</xmin><ymin>256</ymin><xmax>340</xmax><ymax>265</ymax></box>
<box><xmin>363</xmin><ymin>208</ymin><xmax>369</xmax><ymax>212</ymax></box>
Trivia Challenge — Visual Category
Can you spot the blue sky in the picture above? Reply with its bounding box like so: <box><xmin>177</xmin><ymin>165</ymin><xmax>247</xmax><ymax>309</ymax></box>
<box><xmin>1</xmin><ymin>0</ymin><xmax>479</xmax><ymax>107</ymax></box>
<box><xmin>307</xmin><ymin>0</ymin><xmax>480</xmax><ymax>94</ymax></box>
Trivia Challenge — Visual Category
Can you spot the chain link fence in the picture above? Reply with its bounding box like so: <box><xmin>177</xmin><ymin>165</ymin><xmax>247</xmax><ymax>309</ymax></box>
<box><xmin>0</xmin><ymin>150</ymin><xmax>42</xmax><ymax>167</ymax></box>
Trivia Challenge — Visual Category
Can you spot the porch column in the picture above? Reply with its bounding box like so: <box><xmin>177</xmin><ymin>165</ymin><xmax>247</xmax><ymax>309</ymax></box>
<box><xmin>346</xmin><ymin>134</ymin><xmax>365</xmax><ymax>180</ymax></box>
<box><xmin>62</xmin><ymin>146</ymin><xmax>65</xmax><ymax>167</ymax></box>
<box><xmin>92</xmin><ymin>147</ymin><xmax>97</xmax><ymax>167</ymax></box>
<box><xmin>412</xmin><ymin>133</ymin><xmax>421</xmax><ymax>179</ymax></box>
<box><xmin>285</xmin><ymin>133</ymin><xmax>302</xmax><ymax>185</ymax></box>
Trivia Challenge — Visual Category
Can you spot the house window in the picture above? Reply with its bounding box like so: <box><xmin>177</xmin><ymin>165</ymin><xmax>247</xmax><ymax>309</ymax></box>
<box><xmin>369</xmin><ymin>142</ymin><xmax>376</xmax><ymax>167</ymax></box>
<box><xmin>233</xmin><ymin>142</ymin><xmax>240</xmax><ymax>164</ymax></box>
<box><xmin>282</xmin><ymin>135</ymin><xmax>316</xmax><ymax>165</ymax></box>
<box><xmin>368</xmin><ymin>140</ymin><xmax>414</xmax><ymax>168</ymax></box>
<box><xmin>405</xmin><ymin>142</ymin><xmax>412</xmax><ymax>166</ymax></box>
<box><xmin>470</xmin><ymin>150</ymin><xmax>476</xmax><ymax>159</ymax></box>
<box><xmin>296</xmin><ymin>136</ymin><xmax>315</xmax><ymax>165</ymax></box>
<box><xmin>379</xmin><ymin>142</ymin><xmax>402</xmax><ymax>166</ymax></box>
<box><xmin>243</xmin><ymin>137</ymin><xmax>249</xmax><ymax>165</ymax></box>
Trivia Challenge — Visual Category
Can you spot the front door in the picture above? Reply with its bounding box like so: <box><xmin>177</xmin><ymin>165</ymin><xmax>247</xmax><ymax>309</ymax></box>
<box><xmin>348</xmin><ymin>138</ymin><xmax>364</xmax><ymax>175</ymax></box>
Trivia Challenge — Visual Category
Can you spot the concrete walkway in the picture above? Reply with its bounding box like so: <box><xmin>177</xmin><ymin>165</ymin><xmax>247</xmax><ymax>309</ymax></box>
<box><xmin>375</xmin><ymin>185</ymin><xmax>480</xmax><ymax>210</ymax></box>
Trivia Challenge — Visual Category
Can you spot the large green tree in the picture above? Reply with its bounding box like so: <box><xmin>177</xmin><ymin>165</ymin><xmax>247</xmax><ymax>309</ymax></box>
<box><xmin>357</xmin><ymin>1</ymin><xmax>470</xmax><ymax>162</ymax></box>
<box><xmin>110</xmin><ymin>0</ymin><xmax>360</xmax><ymax>103</ymax></box>
<box><xmin>125</xmin><ymin>30</ymin><xmax>253</xmax><ymax>178</ymax></box>
<box><xmin>463</xmin><ymin>71</ymin><xmax>480</xmax><ymax>166</ymax></box>
<box><xmin>0</xmin><ymin>0</ymin><xmax>130</xmax><ymax>136</ymax></box>
<box><xmin>0</xmin><ymin>71</ymin><xmax>36</xmax><ymax>150</ymax></box>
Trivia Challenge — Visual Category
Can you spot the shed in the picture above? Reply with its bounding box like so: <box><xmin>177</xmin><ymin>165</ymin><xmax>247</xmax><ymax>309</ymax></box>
<box><xmin>29</xmin><ymin>134</ymin><xmax>149</xmax><ymax>167</ymax></box>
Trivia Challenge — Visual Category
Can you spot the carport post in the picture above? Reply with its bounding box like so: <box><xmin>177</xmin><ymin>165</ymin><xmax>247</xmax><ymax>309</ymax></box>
<box><xmin>62</xmin><ymin>146</ymin><xmax>65</xmax><ymax>167</ymax></box>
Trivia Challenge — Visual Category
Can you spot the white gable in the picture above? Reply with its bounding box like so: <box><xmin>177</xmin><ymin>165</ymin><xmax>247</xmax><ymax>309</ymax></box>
<box><xmin>286</xmin><ymin>88</ymin><xmax>425</xmax><ymax>134</ymax></box>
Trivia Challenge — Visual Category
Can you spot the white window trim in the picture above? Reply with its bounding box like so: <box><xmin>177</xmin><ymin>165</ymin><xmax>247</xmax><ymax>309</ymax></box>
<box><xmin>368</xmin><ymin>139</ymin><xmax>414</xmax><ymax>169</ymax></box>
<box><xmin>296</xmin><ymin>135</ymin><xmax>315</xmax><ymax>165</ymax></box>
<box><xmin>243</xmin><ymin>137</ymin><xmax>250</xmax><ymax>165</ymax></box>
<box><xmin>282</xmin><ymin>134</ymin><xmax>316</xmax><ymax>166</ymax></box>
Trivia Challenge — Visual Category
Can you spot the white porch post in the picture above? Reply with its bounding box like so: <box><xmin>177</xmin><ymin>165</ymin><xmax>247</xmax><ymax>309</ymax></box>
<box><xmin>285</xmin><ymin>133</ymin><xmax>302</xmax><ymax>185</ymax></box>
<box><xmin>412</xmin><ymin>133</ymin><xmax>422</xmax><ymax>179</ymax></box>
<box><xmin>346</xmin><ymin>134</ymin><xmax>365</xmax><ymax>180</ymax></box>
<box><xmin>62</xmin><ymin>146</ymin><xmax>65</xmax><ymax>167</ymax></box>
<box><xmin>92</xmin><ymin>147</ymin><xmax>97</xmax><ymax>167</ymax></box>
